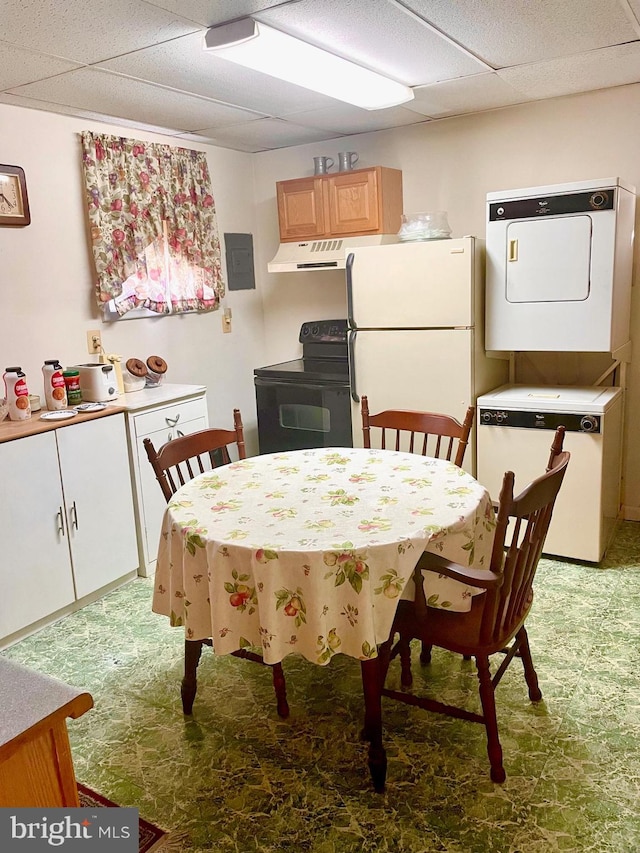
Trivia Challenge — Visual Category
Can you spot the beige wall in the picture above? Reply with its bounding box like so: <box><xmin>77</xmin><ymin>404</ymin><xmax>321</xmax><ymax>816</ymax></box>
<box><xmin>5</xmin><ymin>84</ymin><xmax>640</xmax><ymax>516</ymax></box>
<box><xmin>252</xmin><ymin>84</ymin><xmax>640</xmax><ymax>518</ymax></box>
<box><xmin>0</xmin><ymin>104</ymin><xmax>266</xmax><ymax>452</ymax></box>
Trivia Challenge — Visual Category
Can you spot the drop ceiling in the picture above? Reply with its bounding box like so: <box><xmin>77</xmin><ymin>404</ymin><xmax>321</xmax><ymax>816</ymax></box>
<box><xmin>2</xmin><ymin>0</ymin><xmax>640</xmax><ymax>153</ymax></box>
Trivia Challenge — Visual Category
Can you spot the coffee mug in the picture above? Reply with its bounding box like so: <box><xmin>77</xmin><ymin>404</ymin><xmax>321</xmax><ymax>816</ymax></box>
<box><xmin>313</xmin><ymin>156</ymin><xmax>334</xmax><ymax>175</ymax></box>
<box><xmin>338</xmin><ymin>151</ymin><xmax>359</xmax><ymax>171</ymax></box>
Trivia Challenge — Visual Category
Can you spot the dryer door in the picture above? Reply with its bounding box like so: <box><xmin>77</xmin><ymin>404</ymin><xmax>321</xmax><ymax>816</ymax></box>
<box><xmin>506</xmin><ymin>214</ymin><xmax>592</xmax><ymax>303</ymax></box>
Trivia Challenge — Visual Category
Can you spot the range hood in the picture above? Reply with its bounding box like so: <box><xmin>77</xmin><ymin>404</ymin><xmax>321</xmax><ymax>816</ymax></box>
<box><xmin>268</xmin><ymin>235</ymin><xmax>399</xmax><ymax>272</ymax></box>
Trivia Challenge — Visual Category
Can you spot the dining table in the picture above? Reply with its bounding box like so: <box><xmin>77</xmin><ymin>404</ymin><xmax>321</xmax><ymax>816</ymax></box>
<box><xmin>152</xmin><ymin>446</ymin><xmax>496</xmax><ymax>791</ymax></box>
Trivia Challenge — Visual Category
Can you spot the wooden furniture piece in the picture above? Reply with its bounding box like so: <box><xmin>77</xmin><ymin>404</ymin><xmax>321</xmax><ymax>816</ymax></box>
<box><xmin>361</xmin><ymin>395</ymin><xmax>475</xmax><ymax>467</ymax></box>
<box><xmin>0</xmin><ymin>410</ymin><xmax>138</xmax><ymax>648</ymax></box>
<box><xmin>276</xmin><ymin>166</ymin><xmax>403</xmax><ymax>241</ymax></box>
<box><xmin>361</xmin><ymin>394</ymin><xmax>476</xmax><ymax>677</ymax></box>
<box><xmin>122</xmin><ymin>383</ymin><xmax>208</xmax><ymax>577</ymax></box>
<box><xmin>378</xmin><ymin>428</ymin><xmax>569</xmax><ymax>783</ymax></box>
<box><xmin>144</xmin><ymin>412</ymin><xmax>289</xmax><ymax>720</ymax></box>
<box><xmin>0</xmin><ymin>658</ymin><xmax>93</xmax><ymax>806</ymax></box>
<box><xmin>152</xmin><ymin>446</ymin><xmax>496</xmax><ymax>791</ymax></box>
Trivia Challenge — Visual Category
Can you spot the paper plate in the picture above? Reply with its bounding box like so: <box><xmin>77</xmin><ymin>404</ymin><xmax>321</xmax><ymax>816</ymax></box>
<box><xmin>40</xmin><ymin>410</ymin><xmax>78</xmax><ymax>421</ymax></box>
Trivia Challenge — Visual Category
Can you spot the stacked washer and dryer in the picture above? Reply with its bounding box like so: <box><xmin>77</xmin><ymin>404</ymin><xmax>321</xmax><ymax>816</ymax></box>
<box><xmin>478</xmin><ymin>177</ymin><xmax>636</xmax><ymax>562</ymax></box>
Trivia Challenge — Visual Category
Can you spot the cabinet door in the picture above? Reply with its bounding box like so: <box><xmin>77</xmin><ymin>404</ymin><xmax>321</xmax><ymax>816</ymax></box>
<box><xmin>133</xmin><ymin>398</ymin><xmax>208</xmax><ymax>574</ymax></box>
<box><xmin>326</xmin><ymin>170</ymin><xmax>380</xmax><ymax>235</ymax></box>
<box><xmin>0</xmin><ymin>433</ymin><xmax>75</xmax><ymax>642</ymax></box>
<box><xmin>277</xmin><ymin>177</ymin><xmax>327</xmax><ymax>240</ymax></box>
<box><xmin>56</xmin><ymin>415</ymin><xmax>138</xmax><ymax>599</ymax></box>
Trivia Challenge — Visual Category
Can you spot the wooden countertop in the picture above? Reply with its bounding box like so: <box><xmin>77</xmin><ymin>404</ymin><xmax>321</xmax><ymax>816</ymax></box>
<box><xmin>0</xmin><ymin>403</ymin><xmax>126</xmax><ymax>444</ymax></box>
<box><xmin>0</xmin><ymin>384</ymin><xmax>206</xmax><ymax>444</ymax></box>
<box><xmin>0</xmin><ymin>658</ymin><xmax>93</xmax><ymax>748</ymax></box>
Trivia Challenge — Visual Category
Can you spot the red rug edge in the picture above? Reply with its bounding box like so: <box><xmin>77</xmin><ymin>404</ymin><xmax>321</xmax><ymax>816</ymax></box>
<box><xmin>76</xmin><ymin>782</ymin><xmax>168</xmax><ymax>852</ymax></box>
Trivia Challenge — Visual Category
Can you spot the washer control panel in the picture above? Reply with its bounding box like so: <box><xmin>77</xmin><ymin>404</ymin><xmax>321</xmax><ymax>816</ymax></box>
<box><xmin>479</xmin><ymin>408</ymin><xmax>602</xmax><ymax>433</ymax></box>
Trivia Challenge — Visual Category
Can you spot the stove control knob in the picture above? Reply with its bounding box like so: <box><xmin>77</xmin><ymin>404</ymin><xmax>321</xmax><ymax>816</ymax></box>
<box><xmin>311</xmin><ymin>325</ymin><xmax>320</xmax><ymax>336</ymax></box>
<box><xmin>302</xmin><ymin>325</ymin><xmax>310</xmax><ymax>336</ymax></box>
<box><xmin>496</xmin><ymin>411</ymin><xmax>507</xmax><ymax>423</ymax></box>
<box><xmin>481</xmin><ymin>411</ymin><xmax>492</xmax><ymax>423</ymax></box>
<box><xmin>580</xmin><ymin>415</ymin><xmax>598</xmax><ymax>432</ymax></box>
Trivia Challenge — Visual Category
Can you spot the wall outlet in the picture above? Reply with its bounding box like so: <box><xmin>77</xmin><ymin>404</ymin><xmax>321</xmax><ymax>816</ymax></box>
<box><xmin>87</xmin><ymin>329</ymin><xmax>102</xmax><ymax>354</ymax></box>
<box><xmin>222</xmin><ymin>307</ymin><xmax>232</xmax><ymax>334</ymax></box>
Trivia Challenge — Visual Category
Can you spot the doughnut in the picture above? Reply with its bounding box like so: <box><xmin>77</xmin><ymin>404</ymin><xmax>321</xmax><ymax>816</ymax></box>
<box><xmin>126</xmin><ymin>358</ymin><xmax>148</xmax><ymax>377</ymax></box>
<box><xmin>146</xmin><ymin>356</ymin><xmax>167</xmax><ymax>375</ymax></box>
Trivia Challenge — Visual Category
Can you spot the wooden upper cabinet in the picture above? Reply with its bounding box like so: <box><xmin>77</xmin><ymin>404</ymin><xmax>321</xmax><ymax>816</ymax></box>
<box><xmin>276</xmin><ymin>176</ymin><xmax>327</xmax><ymax>241</ymax></box>
<box><xmin>276</xmin><ymin>166</ymin><xmax>403</xmax><ymax>242</ymax></box>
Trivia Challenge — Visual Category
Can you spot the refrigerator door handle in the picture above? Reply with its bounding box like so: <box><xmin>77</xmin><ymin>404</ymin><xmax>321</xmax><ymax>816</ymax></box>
<box><xmin>346</xmin><ymin>252</ymin><xmax>357</xmax><ymax>330</ymax></box>
<box><xmin>348</xmin><ymin>329</ymin><xmax>360</xmax><ymax>402</ymax></box>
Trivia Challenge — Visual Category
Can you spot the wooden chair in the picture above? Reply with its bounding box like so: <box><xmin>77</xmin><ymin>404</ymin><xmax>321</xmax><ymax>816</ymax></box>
<box><xmin>362</xmin><ymin>395</ymin><xmax>475</xmax><ymax>669</ymax></box>
<box><xmin>361</xmin><ymin>395</ymin><xmax>475</xmax><ymax>468</ymax></box>
<box><xmin>144</xmin><ymin>410</ymin><xmax>289</xmax><ymax>719</ymax></box>
<box><xmin>377</xmin><ymin>427</ymin><xmax>569</xmax><ymax>783</ymax></box>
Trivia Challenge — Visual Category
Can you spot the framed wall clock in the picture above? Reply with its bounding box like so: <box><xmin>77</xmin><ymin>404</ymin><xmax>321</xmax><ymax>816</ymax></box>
<box><xmin>0</xmin><ymin>165</ymin><xmax>31</xmax><ymax>226</ymax></box>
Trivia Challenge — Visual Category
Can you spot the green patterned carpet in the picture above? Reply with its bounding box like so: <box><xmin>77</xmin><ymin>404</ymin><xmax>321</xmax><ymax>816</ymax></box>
<box><xmin>4</xmin><ymin>523</ymin><xmax>640</xmax><ymax>852</ymax></box>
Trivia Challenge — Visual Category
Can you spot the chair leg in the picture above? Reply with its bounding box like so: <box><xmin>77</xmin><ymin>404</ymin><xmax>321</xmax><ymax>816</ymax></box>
<box><xmin>475</xmin><ymin>655</ymin><xmax>506</xmax><ymax>783</ymax></box>
<box><xmin>517</xmin><ymin>627</ymin><xmax>542</xmax><ymax>702</ymax></box>
<box><xmin>377</xmin><ymin>637</ymin><xmax>394</xmax><ymax>690</ymax></box>
<box><xmin>181</xmin><ymin>639</ymin><xmax>205</xmax><ymax>715</ymax></box>
<box><xmin>398</xmin><ymin>637</ymin><xmax>413</xmax><ymax>688</ymax></box>
<box><xmin>360</xmin><ymin>658</ymin><xmax>387</xmax><ymax>793</ymax></box>
<box><xmin>420</xmin><ymin>641</ymin><xmax>432</xmax><ymax>665</ymax></box>
<box><xmin>271</xmin><ymin>662</ymin><xmax>290</xmax><ymax>718</ymax></box>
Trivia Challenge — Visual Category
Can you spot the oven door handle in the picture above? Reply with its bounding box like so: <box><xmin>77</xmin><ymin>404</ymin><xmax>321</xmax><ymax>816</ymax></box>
<box><xmin>254</xmin><ymin>378</ymin><xmax>346</xmax><ymax>391</ymax></box>
<box><xmin>348</xmin><ymin>329</ymin><xmax>359</xmax><ymax>403</ymax></box>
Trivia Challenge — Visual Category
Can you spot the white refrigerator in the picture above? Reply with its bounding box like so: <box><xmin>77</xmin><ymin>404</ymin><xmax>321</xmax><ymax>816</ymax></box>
<box><xmin>346</xmin><ymin>236</ymin><xmax>508</xmax><ymax>472</ymax></box>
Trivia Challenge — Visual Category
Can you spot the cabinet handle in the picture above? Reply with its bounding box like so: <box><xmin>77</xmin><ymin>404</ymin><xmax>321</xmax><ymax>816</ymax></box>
<box><xmin>165</xmin><ymin>414</ymin><xmax>181</xmax><ymax>427</ymax></box>
<box><xmin>168</xmin><ymin>431</ymin><xmax>173</xmax><ymax>442</ymax></box>
<box><xmin>57</xmin><ymin>507</ymin><xmax>66</xmax><ymax>536</ymax></box>
<box><xmin>508</xmin><ymin>239</ymin><xmax>518</xmax><ymax>262</ymax></box>
<box><xmin>71</xmin><ymin>501</ymin><xmax>79</xmax><ymax>530</ymax></box>
<box><xmin>177</xmin><ymin>429</ymin><xmax>185</xmax><ymax>438</ymax></box>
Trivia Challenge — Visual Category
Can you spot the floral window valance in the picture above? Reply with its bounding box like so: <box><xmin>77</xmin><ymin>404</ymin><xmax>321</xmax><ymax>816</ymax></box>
<box><xmin>80</xmin><ymin>131</ymin><xmax>225</xmax><ymax>317</ymax></box>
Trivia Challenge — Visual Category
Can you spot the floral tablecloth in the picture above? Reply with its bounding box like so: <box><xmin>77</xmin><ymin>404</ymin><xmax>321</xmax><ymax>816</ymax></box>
<box><xmin>152</xmin><ymin>448</ymin><xmax>495</xmax><ymax>665</ymax></box>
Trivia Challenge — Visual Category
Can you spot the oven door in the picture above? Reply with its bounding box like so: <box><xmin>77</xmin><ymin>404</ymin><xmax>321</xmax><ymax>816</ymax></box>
<box><xmin>255</xmin><ymin>377</ymin><xmax>353</xmax><ymax>454</ymax></box>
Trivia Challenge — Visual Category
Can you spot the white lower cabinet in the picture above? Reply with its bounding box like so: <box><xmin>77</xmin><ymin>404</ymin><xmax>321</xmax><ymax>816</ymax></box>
<box><xmin>125</xmin><ymin>390</ymin><xmax>208</xmax><ymax>576</ymax></box>
<box><xmin>0</xmin><ymin>414</ymin><xmax>138</xmax><ymax>645</ymax></box>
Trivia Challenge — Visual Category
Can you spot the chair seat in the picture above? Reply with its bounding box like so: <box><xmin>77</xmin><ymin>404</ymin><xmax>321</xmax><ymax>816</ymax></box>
<box><xmin>393</xmin><ymin>589</ymin><xmax>533</xmax><ymax>658</ymax></box>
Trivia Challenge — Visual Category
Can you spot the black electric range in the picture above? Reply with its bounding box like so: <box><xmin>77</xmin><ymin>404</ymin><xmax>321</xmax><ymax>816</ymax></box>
<box><xmin>254</xmin><ymin>319</ymin><xmax>352</xmax><ymax>453</ymax></box>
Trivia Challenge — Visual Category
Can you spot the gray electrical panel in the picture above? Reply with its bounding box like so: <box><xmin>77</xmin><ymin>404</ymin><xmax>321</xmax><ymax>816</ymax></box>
<box><xmin>224</xmin><ymin>233</ymin><xmax>256</xmax><ymax>291</ymax></box>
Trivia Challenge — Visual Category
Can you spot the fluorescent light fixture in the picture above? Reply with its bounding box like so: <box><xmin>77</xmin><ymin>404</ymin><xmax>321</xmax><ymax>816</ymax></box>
<box><xmin>204</xmin><ymin>18</ymin><xmax>414</xmax><ymax>111</ymax></box>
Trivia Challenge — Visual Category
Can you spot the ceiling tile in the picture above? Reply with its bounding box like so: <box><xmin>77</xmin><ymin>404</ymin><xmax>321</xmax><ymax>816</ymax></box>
<box><xmin>285</xmin><ymin>103</ymin><xmax>427</xmax><ymax>134</ymax></box>
<box><xmin>498</xmin><ymin>42</ymin><xmax>640</xmax><ymax>100</ymax></box>
<box><xmin>187</xmin><ymin>118</ymin><xmax>344</xmax><ymax>153</ymax></box>
<box><xmin>142</xmin><ymin>1</ymin><xmax>293</xmax><ymax>27</ymax></box>
<box><xmin>0</xmin><ymin>91</ymin><xmax>182</xmax><ymax>135</ymax></box>
<box><xmin>8</xmin><ymin>68</ymin><xmax>265</xmax><ymax>131</ymax></box>
<box><xmin>256</xmin><ymin>0</ymin><xmax>488</xmax><ymax>86</ymax></box>
<box><xmin>403</xmin><ymin>0</ymin><xmax>638</xmax><ymax>67</ymax></box>
<box><xmin>96</xmin><ymin>31</ymin><xmax>338</xmax><ymax>115</ymax></box>
<box><xmin>409</xmin><ymin>72</ymin><xmax>528</xmax><ymax>118</ymax></box>
<box><xmin>0</xmin><ymin>41</ymin><xmax>81</xmax><ymax>89</ymax></box>
<box><xmin>1</xmin><ymin>0</ymin><xmax>200</xmax><ymax>64</ymax></box>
